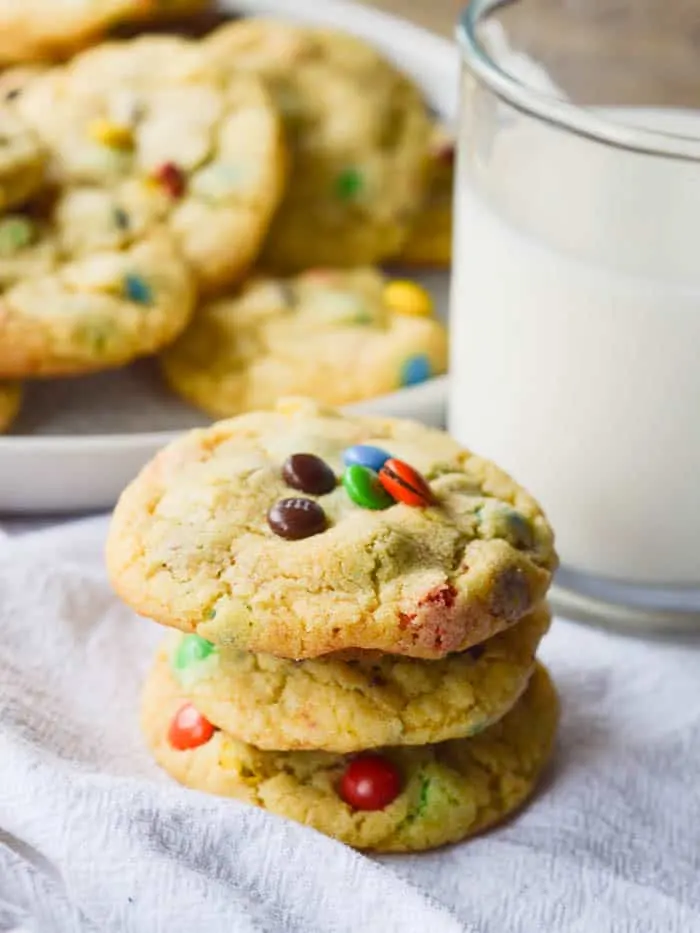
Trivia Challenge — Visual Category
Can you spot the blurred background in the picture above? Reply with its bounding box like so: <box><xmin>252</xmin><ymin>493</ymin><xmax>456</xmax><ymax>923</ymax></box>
<box><xmin>366</xmin><ymin>0</ymin><xmax>697</xmax><ymax>105</ymax></box>
<box><xmin>364</xmin><ymin>0</ymin><xmax>459</xmax><ymax>34</ymax></box>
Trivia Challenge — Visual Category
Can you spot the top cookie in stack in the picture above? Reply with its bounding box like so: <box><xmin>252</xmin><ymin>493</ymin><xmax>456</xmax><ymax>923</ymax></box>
<box><xmin>107</xmin><ymin>397</ymin><xmax>557</xmax><ymax>658</ymax></box>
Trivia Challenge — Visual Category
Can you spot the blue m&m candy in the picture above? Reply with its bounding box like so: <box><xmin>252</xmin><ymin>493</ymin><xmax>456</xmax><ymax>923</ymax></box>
<box><xmin>400</xmin><ymin>354</ymin><xmax>432</xmax><ymax>387</ymax></box>
<box><xmin>342</xmin><ymin>444</ymin><xmax>391</xmax><ymax>472</ymax></box>
<box><xmin>123</xmin><ymin>272</ymin><xmax>153</xmax><ymax>306</ymax></box>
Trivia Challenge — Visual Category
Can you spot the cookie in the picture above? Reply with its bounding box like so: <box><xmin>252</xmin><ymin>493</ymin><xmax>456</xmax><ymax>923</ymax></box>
<box><xmin>0</xmin><ymin>106</ymin><xmax>46</xmax><ymax>211</ymax></box>
<box><xmin>0</xmin><ymin>1</ymin><xmax>210</xmax><ymax>65</ymax></box>
<box><xmin>0</xmin><ymin>381</ymin><xmax>21</xmax><ymax>431</ymax></box>
<box><xmin>394</xmin><ymin>127</ymin><xmax>453</xmax><ymax>268</ymax></box>
<box><xmin>0</xmin><ymin>214</ymin><xmax>195</xmax><ymax>377</ymax></box>
<box><xmin>164</xmin><ymin>605</ymin><xmax>550</xmax><ymax>753</ymax></box>
<box><xmin>159</xmin><ymin>268</ymin><xmax>448</xmax><ymax>417</ymax></box>
<box><xmin>0</xmin><ymin>67</ymin><xmax>46</xmax><ymax>105</ymax></box>
<box><xmin>14</xmin><ymin>36</ymin><xmax>286</xmax><ymax>293</ymax></box>
<box><xmin>203</xmin><ymin>20</ymin><xmax>432</xmax><ymax>272</ymax></box>
<box><xmin>142</xmin><ymin>657</ymin><xmax>558</xmax><ymax>852</ymax></box>
<box><xmin>107</xmin><ymin>398</ymin><xmax>557</xmax><ymax>659</ymax></box>
<box><xmin>46</xmin><ymin>33</ymin><xmax>212</xmax><ymax>90</ymax></box>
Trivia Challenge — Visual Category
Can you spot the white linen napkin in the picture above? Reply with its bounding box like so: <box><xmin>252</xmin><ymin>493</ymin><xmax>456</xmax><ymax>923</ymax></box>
<box><xmin>1</xmin><ymin>516</ymin><xmax>699</xmax><ymax>933</ymax></box>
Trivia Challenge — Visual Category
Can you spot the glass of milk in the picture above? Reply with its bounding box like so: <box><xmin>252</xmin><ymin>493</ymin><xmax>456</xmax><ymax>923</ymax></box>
<box><xmin>451</xmin><ymin>0</ymin><xmax>700</xmax><ymax>631</ymax></box>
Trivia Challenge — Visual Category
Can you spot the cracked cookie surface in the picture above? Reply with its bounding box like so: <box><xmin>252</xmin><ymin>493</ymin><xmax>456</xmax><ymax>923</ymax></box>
<box><xmin>13</xmin><ymin>36</ymin><xmax>286</xmax><ymax>293</ymax></box>
<box><xmin>164</xmin><ymin>605</ymin><xmax>549</xmax><ymax>752</ymax></box>
<box><xmin>203</xmin><ymin>19</ymin><xmax>431</xmax><ymax>272</ymax></box>
<box><xmin>160</xmin><ymin>268</ymin><xmax>448</xmax><ymax>417</ymax></box>
<box><xmin>142</xmin><ymin>659</ymin><xmax>558</xmax><ymax>852</ymax></box>
<box><xmin>107</xmin><ymin>398</ymin><xmax>557</xmax><ymax>659</ymax></box>
<box><xmin>0</xmin><ymin>1</ymin><xmax>210</xmax><ymax>65</ymax></box>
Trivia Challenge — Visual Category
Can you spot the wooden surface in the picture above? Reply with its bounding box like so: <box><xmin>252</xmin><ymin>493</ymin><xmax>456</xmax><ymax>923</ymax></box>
<box><xmin>361</xmin><ymin>0</ymin><xmax>700</xmax><ymax>106</ymax></box>
<box><xmin>360</xmin><ymin>0</ymin><xmax>461</xmax><ymax>35</ymax></box>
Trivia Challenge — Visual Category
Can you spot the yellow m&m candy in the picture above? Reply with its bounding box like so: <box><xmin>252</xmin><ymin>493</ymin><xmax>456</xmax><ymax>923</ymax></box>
<box><xmin>382</xmin><ymin>279</ymin><xmax>433</xmax><ymax>317</ymax></box>
<box><xmin>88</xmin><ymin>118</ymin><xmax>134</xmax><ymax>150</ymax></box>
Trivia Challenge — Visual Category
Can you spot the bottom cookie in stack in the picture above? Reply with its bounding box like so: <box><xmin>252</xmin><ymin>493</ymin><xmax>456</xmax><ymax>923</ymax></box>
<box><xmin>141</xmin><ymin>607</ymin><xmax>558</xmax><ymax>853</ymax></box>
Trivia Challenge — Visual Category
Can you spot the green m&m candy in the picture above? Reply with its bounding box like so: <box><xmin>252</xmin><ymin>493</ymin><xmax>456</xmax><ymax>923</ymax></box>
<box><xmin>173</xmin><ymin>633</ymin><xmax>216</xmax><ymax>672</ymax></box>
<box><xmin>334</xmin><ymin>167</ymin><xmax>363</xmax><ymax>200</ymax></box>
<box><xmin>342</xmin><ymin>464</ymin><xmax>393</xmax><ymax>510</ymax></box>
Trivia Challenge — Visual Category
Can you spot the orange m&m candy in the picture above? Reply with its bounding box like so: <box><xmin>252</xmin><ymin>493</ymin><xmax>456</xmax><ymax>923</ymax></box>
<box><xmin>168</xmin><ymin>702</ymin><xmax>215</xmax><ymax>750</ymax></box>
<box><xmin>378</xmin><ymin>458</ymin><xmax>434</xmax><ymax>507</ymax></box>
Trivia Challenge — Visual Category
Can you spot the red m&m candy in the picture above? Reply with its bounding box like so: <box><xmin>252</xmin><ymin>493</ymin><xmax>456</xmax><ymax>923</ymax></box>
<box><xmin>339</xmin><ymin>754</ymin><xmax>402</xmax><ymax>811</ymax></box>
<box><xmin>168</xmin><ymin>703</ymin><xmax>215</xmax><ymax>750</ymax></box>
<box><xmin>154</xmin><ymin>161</ymin><xmax>187</xmax><ymax>199</ymax></box>
<box><xmin>378</xmin><ymin>458</ymin><xmax>433</xmax><ymax>507</ymax></box>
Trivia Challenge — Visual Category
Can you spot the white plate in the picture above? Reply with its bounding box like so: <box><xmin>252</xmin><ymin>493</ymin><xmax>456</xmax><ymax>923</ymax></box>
<box><xmin>0</xmin><ymin>0</ymin><xmax>458</xmax><ymax>514</ymax></box>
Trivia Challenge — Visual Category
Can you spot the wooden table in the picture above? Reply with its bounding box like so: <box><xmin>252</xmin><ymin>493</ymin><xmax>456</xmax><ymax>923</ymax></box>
<box><xmin>361</xmin><ymin>0</ymin><xmax>700</xmax><ymax>107</ymax></box>
<box><xmin>361</xmin><ymin>0</ymin><xmax>461</xmax><ymax>36</ymax></box>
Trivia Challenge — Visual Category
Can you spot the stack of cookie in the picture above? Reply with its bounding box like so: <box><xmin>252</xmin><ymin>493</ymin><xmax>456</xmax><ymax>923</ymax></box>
<box><xmin>0</xmin><ymin>9</ymin><xmax>452</xmax><ymax>433</ymax></box>
<box><xmin>107</xmin><ymin>398</ymin><xmax>559</xmax><ymax>852</ymax></box>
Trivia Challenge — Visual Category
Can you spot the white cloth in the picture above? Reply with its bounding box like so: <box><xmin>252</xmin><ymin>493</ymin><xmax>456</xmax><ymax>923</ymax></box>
<box><xmin>1</xmin><ymin>516</ymin><xmax>699</xmax><ymax>933</ymax></box>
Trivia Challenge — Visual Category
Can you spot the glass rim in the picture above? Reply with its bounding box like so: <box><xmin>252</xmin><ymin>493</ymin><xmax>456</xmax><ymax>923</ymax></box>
<box><xmin>458</xmin><ymin>0</ymin><xmax>700</xmax><ymax>162</ymax></box>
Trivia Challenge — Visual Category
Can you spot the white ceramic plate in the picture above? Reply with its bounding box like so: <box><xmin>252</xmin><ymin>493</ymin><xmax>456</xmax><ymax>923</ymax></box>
<box><xmin>0</xmin><ymin>0</ymin><xmax>458</xmax><ymax>514</ymax></box>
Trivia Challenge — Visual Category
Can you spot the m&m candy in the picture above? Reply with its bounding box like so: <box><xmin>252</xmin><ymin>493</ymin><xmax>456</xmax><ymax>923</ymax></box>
<box><xmin>167</xmin><ymin>703</ymin><xmax>215</xmax><ymax>750</ymax></box>
<box><xmin>123</xmin><ymin>273</ymin><xmax>153</xmax><ymax>305</ymax></box>
<box><xmin>382</xmin><ymin>280</ymin><xmax>433</xmax><ymax>318</ymax></box>
<box><xmin>173</xmin><ymin>633</ymin><xmax>215</xmax><ymax>671</ymax></box>
<box><xmin>339</xmin><ymin>754</ymin><xmax>402</xmax><ymax>811</ymax></box>
<box><xmin>342</xmin><ymin>444</ymin><xmax>391</xmax><ymax>473</ymax></box>
<box><xmin>400</xmin><ymin>353</ymin><xmax>433</xmax><ymax>387</ymax></box>
<box><xmin>282</xmin><ymin>453</ymin><xmax>336</xmax><ymax>495</ymax></box>
<box><xmin>88</xmin><ymin>118</ymin><xmax>134</xmax><ymax>149</ymax></box>
<box><xmin>154</xmin><ymin>161</ymin><xmax>187</xmax><ymax>199</ymax></box>
<box><xmin>379</xmin><ymin>458</ymin><xmax>433</xmax><ymax>507</ymax></box>
<box><xmin>499</xmin><ymin>508</ymin><xmax>534</xmax><ymax>550</ymax></box>
<box><xmin>0</xmin><ymin>216</ymin><xmax>35</xmax><ymax>254</ymax></box>
<box><xmin>335</xmin><ymin>167</ymin><xmax>362</xmax><ymax>200</ymax></box>
<box><xmin>268</xmin><ymin>497</ymin><xmax>327</xmax><ymax>540</ymax></box>
<box><xmin>112</xmin><ymin>207</ymin><xmax>130</xmax><ymax>230</ymax></box>
<box><xmin>342</xmin><ymin>465</ymin><xmax>393</xmax><ymax>510</ymax></box>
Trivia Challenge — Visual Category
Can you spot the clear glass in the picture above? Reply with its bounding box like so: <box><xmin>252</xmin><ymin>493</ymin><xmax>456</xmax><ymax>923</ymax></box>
<box><xmin>450</xmin><ymin>0</ymin><xmax>700</xmax><ymax>633</ymax></box>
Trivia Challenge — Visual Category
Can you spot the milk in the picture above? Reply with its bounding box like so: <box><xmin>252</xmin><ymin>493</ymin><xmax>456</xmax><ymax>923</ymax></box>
<box><xmin>449</xmin><ymin>107</ymin><xmax>700</xmax><ymax>586</ymax></box>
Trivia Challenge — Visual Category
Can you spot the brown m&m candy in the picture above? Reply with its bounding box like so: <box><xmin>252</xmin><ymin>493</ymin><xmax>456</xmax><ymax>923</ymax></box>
<box><xmin>267</xmin><ymin>497</ymin><xmax>327</xmax><ymax>540</ymax></box>
<box><xmin>282</xmin><ymin>453</ymin><xmax>336</xmax><ymax>495</ymax></box>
